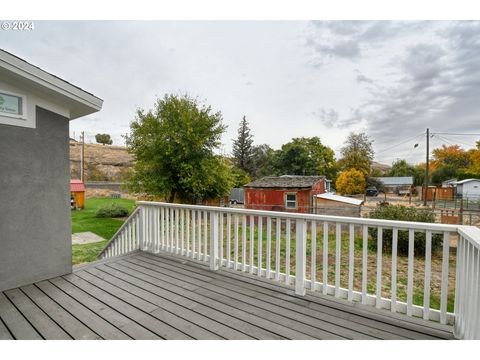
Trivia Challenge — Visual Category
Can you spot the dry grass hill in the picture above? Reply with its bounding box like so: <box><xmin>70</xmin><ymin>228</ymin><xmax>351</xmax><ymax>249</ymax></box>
<box><xmin>70</xmin><ymin>140</ymin><xmax>133</xmax><ymax>182</ymax></box>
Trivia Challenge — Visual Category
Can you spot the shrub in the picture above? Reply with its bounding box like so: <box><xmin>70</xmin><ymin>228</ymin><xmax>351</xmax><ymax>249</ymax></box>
<box><xmin>95</xmin><ymin>203</ymin><xmax>130</xmax><ymax>218</ymax></box>
<box><xmin>367</xmin><ymin>205</ymin><xmax>442</xmax><ymax>256</ymax></box>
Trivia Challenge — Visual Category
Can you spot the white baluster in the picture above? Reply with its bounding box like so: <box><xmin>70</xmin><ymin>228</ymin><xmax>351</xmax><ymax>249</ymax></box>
<box><xmin>376</xmin><ymin>226</ymin><xmax>383</xmax><ymax>308</ymax></box>
<box><xmin>295</xmin><ymin>218</ymin><xmax>307</xmax><ymax>296</ymax></box>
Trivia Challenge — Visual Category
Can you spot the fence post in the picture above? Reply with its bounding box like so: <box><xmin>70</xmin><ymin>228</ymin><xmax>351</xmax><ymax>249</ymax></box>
<box><xmin>210</xmin><ymin>211</ymin><xmax>219</xmax><ymax>271</ymax></box>
<box><xmin>295</xmin><ymin>218</ymin><xmax>307</xmax><ymax>296</ymax></box>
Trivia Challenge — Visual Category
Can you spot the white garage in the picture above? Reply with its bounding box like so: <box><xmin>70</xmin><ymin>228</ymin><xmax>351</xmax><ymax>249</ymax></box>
<box><xmin>454</xmin><ymin>179</ymin><xmax>480</xmax><ymax>200</ymax></box>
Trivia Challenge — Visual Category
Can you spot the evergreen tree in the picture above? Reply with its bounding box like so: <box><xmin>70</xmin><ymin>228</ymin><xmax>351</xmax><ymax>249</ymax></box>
<box><xmin>232</xmin><ymin>116</ymin><xmax>254</xmax><ymax>174</ymax></box>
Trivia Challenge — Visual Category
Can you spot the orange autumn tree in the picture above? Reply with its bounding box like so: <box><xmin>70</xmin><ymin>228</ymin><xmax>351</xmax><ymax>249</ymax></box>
<box><xmin>468</xmin><ymin>141</ymin><xmax>480</xmax><ymax>175</ymax></box>
<box><xmin>431</xmin><ymin>144</ymin><xmax>471</xmax><ymax>170</ymax></box>
<box><xmin>335</xmin><ymin>168</ymin><xmax>366</xmax><ymax>195</ymax></box>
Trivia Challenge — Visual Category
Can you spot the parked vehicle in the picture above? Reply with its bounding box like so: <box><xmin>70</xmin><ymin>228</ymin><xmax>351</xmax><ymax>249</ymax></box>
<box><xmin>366</xmin><ymin>186</ymin><xmax>379</xmax><ymax>196</ymax></box>
<box><xmin>229</xmin><ymin>188</ymin><xmax>245</xmax><ymax>205</ymax></box>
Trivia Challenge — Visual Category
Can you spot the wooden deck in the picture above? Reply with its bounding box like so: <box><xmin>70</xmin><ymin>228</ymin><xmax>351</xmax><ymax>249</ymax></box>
<box><xmin>0</xmin><ymin>251</ymin><xmax>455</xmax><ymax>340</ymax></box>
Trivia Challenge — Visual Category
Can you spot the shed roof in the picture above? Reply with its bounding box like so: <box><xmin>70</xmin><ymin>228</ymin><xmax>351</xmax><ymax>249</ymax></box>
<box><xmin>454</xmin><ymin>178</ymin><xmax>480</xmax><ymax>185</ymax></box>
<box><xmin>374</xmin><ymin>176</ymin><xmax>413</xmax><ymax>186</ymax></box>
<box><xmin>315</xmin><ymin>193</ymin><xmax>364</xmax><ymax>206</ymax></box>
<box><xmin>70</xmin><ymin>179</ymin><xmax>85</xmax><ymax>192</ymax></box>
<box><xmin>244</xmin><ymin>175</ymin><xmax>325</xmax><ymax>189</ymax></box>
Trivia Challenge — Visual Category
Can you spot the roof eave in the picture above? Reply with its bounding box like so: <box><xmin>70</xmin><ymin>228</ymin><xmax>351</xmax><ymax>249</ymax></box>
<box><xmin>0</xmin><ymin>49</ymin><xmax>103</xmax><ymax>119</ymax></box>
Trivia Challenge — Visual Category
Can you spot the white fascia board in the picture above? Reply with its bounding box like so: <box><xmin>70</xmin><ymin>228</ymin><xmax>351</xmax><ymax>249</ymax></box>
<box><xmin>0</xmin><ymin>50</ymin><xmax>103</xmax><ymax>119</ymax></box>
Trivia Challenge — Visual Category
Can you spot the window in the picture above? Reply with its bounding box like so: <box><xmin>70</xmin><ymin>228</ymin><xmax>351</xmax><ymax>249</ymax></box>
<box><xmin>285</xmin><ymin>193</ymin><xmax>297</xmax><ymax>209</ymax></box>
<box><xmin>0</xmin><ymin>91</ymin><xmax>25</xmax><ymax>118</ymax></box>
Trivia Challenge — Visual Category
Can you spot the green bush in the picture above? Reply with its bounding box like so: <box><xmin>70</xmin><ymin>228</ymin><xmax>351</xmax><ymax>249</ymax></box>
<box><xmin>367</xmin><ymin>205</ymin><xmax>442</xmax><ymax>256</ymax></box>
<box><xmin>95</xmin><ymin>203</ymin><xmax>130</xmax><ymax>218</ymax></box>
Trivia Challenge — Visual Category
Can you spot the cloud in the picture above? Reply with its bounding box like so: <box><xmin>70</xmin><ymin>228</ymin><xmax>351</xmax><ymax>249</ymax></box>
<box><xmin>354</xmin><ymin>70</ymin><xmax>373</xmax><ymax>84</ymax></box>
<box><xmin>309</xmin><ymin>21</ymin><xmax>480</xmax><ymax>162</ymax></box>
<box><xmin>315</xmin><ymin>108</ymin><xmax>362</xmax><ymax>129</ymax></box>
<box><xmin>306</xmin><ymin>21</ymin><xmax>427</xmax><ymax>63</ymax></box>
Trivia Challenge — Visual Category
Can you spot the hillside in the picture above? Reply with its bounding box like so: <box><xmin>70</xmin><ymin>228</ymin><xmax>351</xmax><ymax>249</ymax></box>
<box><xmin>371</xmin><ymin>161</ymin><xmax>391</xmax><ymax>174</ymax></box>
<box><xmin>70</xmin><ymin>140</ymin><xmax>133</xmax><ymax>181</ymax></box>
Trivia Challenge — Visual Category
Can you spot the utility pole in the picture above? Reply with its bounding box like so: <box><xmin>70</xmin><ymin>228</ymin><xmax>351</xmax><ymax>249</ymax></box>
<box><xmin>423</xmin><ymin>128</ymin><xmax>430</xmax><ymax>206</ymax></box>
<box><xmin>80</xmin><ymin>131</ymin><xmax>85</xmax><ymax>183</ymax></box>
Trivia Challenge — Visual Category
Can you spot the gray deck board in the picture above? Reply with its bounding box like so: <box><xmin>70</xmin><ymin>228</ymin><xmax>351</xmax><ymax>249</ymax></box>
<box><xmin>0</xmin><ymin>292</ymin><xmax>41</xmax><ymax>340</ymax></box>
<box><xmin>3</xmin><ymin>288</ymin><xmax>71</xmax><ymax>340</ymax></box>
<box><xmin>118</xmin><ymin>258</ymin><xmax>357</xmax><ymax>339</ymax></box>
<box><xmin>136</xmin><ymin>253</ymin><xmax>436</xmax><ymax>340</ymax></box>
<box><xmin>102</xmin><ymin>262</ymin><xmax>299</xmax><ymax>339</ymax></box>
<box><xmin>63</xmin><ymin>273</ymin><xmax>192</xmax><ymax>339</ymax></box>
<box><xmin>88</xmin><ymin>265</ymin><xmax>255</xmax><ymax>340</ymax></box>
<box><xmin>49</xmin><ymin>277</ymin><xmax>160</xmax><ymax>340</ymax></box>
<box><xmin>140</xmin><ymin>252</ymin><xmax>453</xmax><ymax>340</ymax></box>
<box><xmin>0</xmin><ymin>317</ymin><xmax>13</xmax><ymax>340</ymax></box>
<box><xmin>0</xmin><ymin>251</ymin><xmax>455</xmax><ymax>340</ymax></box>
<box><xmin>78</xmin><ymin>269</ymin><xmax>222</xmax><ymax>340</ymax></box>
<box><xmin>20</xmin><ymin>284</ymin><xmax>101</xmax><ymax>340</ymax></box>
<box><xmin>35</xmin><ymin>280</ymin><xmax>131</xmax><ymax>340</ymax></box>
<box><xmin>84</xmin><ymin>267</ymin><xmax>230</xmax><ymax>339</ymax></box>
<box><xmin>127</xmin><ymin>255</ymin><xmax>385</xmax><ymax>339</ymax></box>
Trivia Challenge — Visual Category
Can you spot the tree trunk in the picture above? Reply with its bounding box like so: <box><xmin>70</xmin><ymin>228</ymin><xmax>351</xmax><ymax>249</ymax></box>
<box><xmin>168</xmin><ymin>190</ymin><xmax>176</xmax><ymax>203</ymax></box>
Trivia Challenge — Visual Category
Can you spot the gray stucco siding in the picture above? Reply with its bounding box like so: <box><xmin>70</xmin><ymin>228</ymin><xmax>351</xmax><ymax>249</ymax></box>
<box><xmin>0</xmin><ymin>106</ymin><xmax>71</xmax><ymax>291</ymax></box>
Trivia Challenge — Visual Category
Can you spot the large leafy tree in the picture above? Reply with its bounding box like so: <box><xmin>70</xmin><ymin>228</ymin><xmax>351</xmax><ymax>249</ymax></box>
<box><xmin>339</xmin><ymin>132</ymin><xmax>374</xmax><ymax>175</ymax></box>
<box><xmin>95</xmin><ymin>133</ymin><xmax>113</xmax><ymax>145</ymax></box>
<box><xmin>431</xmin><ymin>165</ymin><xmax>458</xmax><ymax>185</ymax></box>
<box><xmin>388</xmin><ymin>159</ymin><xmax>424</xmax><ymax>185</ymax></box>
<box><xmin>232</xmin><ymin>116</ymin><xmax>254</xmax><ymax>175</ymax></box>
<box><xmin>388</xmin><ymin>159</ymin><xmax>416</xmax><ymax>177</ymax></box>
<box><xmin>125</xmin><ymin>94</ymin><xmax>232</xmax><ymax>203</ymax></box>
<box><xmin>251</xmin><ymin>144</ymin><xmax>276</xmax><ymax>179</ymax></box>
<box><xmin>273</xmin><ymin>137</ymin><xmax>336</xmax><ymax>179</ymax></box>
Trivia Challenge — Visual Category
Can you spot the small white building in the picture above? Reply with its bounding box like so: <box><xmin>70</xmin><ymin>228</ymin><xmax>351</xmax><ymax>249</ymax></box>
<box><xmin>454</xmin><ymin>179</ymin><xmax>480</xmax><ymax>200</ymax></box>
<box><xmin>314</xmin><ymin>193</ymin><xmax>364</xmax><ymax>217</ymax></box>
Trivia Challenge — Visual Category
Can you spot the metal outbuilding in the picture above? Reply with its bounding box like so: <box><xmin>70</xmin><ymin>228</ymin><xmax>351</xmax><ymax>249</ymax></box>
<box><xmin>314</xmin><ymin>193</ymin><xmax>364</xmax><ymax>217</ymax></box>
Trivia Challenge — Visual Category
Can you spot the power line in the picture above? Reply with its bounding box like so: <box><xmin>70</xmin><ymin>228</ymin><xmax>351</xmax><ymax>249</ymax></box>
<box><xmin>375</xmin><ymin>132</ymin><xmax>425</xmax><ymax>155</ymax></box>
<box><xmin>431</xmin><ymin>133</ymin><xmax>477</xmax><ymax>149</ymax></box>
<box><xmin>432</xmin><ymin>132</ymin><xmax>480</xmax><ymax>136</ymax></box>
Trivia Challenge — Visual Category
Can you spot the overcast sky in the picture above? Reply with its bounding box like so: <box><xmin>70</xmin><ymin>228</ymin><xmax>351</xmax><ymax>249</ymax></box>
<box><xmin>2</xmin><ymin>21</ymin><xmax>479</xmax><ymax>164</ymax></box>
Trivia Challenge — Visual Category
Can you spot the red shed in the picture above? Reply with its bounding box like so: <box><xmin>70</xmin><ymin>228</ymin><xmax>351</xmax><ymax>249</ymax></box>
<box><xmin>244</xmin><ymin>175</ymin><xmax>329</xmax><ymax>213</ymax></box>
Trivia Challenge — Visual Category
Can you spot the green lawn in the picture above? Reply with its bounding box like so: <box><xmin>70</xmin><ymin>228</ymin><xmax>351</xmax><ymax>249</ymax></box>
<box><xmin>72</xmin><ymin>197</ymin><xmax>136</xmax><ymax>265</ymax></box>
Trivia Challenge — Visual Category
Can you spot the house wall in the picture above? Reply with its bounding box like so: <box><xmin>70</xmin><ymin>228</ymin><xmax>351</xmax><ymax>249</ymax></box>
<box><xmin>244</xmin><ymin>180</ymin><xmax>326</xmax><ymax>213</ymax></box>
<box><xmin>0</xmin><ymin>106</ymin><xmax>71</xmax><ymax>291</ymax></box>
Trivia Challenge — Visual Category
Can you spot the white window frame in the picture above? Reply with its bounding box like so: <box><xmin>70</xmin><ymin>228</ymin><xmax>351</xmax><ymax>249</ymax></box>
<box><xmin>0</xmin><ymin>89</ymin><xmax>28</xmax><ymax>123</ymax></box>
<box><xmin>285</xmin><ymin>192</ymin><xmax>297</xmax><ymax>209</ymax></box>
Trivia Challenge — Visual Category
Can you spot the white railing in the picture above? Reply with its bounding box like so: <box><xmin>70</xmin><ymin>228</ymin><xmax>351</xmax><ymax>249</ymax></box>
<box><xmin>99</xmin><ymin>207</ymin><xmax>142</xmax><ymax>259</ymax></box>
<box><xmin>454</xmin><ymin>226</ymin><xmax>480</xmax><ymax>339</ymax></box>
<box><xmin>99</xmin><ymin>201</ymin><xmax>480</xmax><ymax>339</ymax></box>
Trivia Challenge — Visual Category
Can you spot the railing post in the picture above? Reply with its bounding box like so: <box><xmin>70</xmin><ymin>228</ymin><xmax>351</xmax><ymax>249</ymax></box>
<box><xmin>139</xmin><ymin>205</ymin><xmax>145</xmax><ymax>251</ymax></box>
<box><xmin>295</xmin><ymin>218</ymin><xmax>307</xmax><ymax>296</ymax></box>
<box><xmin>210</xmin><ymin>211</ymin><xmax>219</xmax><ymax>271</ymax></box>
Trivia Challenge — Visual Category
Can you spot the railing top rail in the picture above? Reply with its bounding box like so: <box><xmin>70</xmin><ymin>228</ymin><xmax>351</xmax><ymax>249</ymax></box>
<box><xmin>458</xmin><ymin>226</ymin><xmax>480</xmax><ymax>250</ymax></box>
<box><xmin>136</xmin><ymin>201</ymin><xmax>462</xmax><ymax>232</ymax></box>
